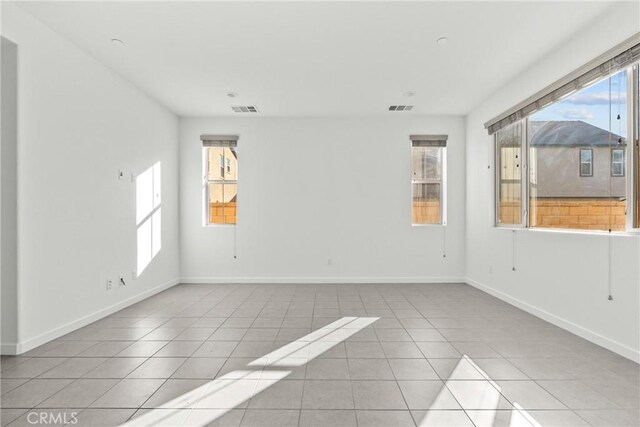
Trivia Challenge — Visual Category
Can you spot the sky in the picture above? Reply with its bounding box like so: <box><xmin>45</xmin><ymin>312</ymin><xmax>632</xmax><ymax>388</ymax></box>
<box><xmin>530</xmin><ymin>69</ymin><xmax>628</xmax><ymax>138</ymax></box>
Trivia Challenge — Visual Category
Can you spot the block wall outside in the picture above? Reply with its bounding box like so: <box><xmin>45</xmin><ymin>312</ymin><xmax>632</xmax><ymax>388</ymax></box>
<box><xmin>412</xmin><ymin>201</ymin><xmax>441</xmax><ymax>224</ymax></box>
<box><xmin>210</xmin><ymin>201</ymin><xmax>441</xmax><ymax>225</ymax></box>
<box><xmin>499</xmin><ymin>198</ymin><xmax>626</xmax><ymax>231</ymax></box>
<box><xmin>209</xmin><ymin>202</ymin><xmax>237</xmax><ymax>224</ymax></box>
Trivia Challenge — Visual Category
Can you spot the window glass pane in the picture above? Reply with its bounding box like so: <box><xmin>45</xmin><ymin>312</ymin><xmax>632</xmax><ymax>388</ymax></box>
<box><xmin>412</xmin><ymin>183</ymin><xmax>440</xmax><ymax>224</ymax></box>
<box><xmin>612</xmin><ymin>163</ymin><xmax>623</xmax><ymax>176</ymax></box>
<box><xmin>225</xmin><ymin>147</ymin><xmax>238</xmax><ymax>180</ymax></box>
<box><xmin>528</xmin><ymin>69</ymin><xmax>627</xmax><ymax>231</ymax></box>
<box><xmin>412</xmin><ymin>147</ymin><xmax>442</xmax><ymax>180</ymax></box>
<box><xmin>208</xmin><ymin>147</ymin><xmax>226</xmax><ymax>180</ymax></box>
<box><xmin>612</xmin><ymin>149</ymin><xmax>624</xmax><ymax>162</ymax></box>
<box><xmin>208</xmin><ymin>183</ymin><xmax>237</xmax><ymax>224</ymax></box>
<box><xmin>496</xmin><ymin>121</ymin><xmax>523</xmax><ymax>225</ymax></box>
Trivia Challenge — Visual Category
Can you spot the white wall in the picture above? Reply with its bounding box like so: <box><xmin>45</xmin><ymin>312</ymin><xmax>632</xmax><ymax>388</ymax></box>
<box><xmin>1</xmin><ymin>36</ymin><xmax>19</xmax><ymax>349</ymax></box>
<box><xmin>1</xmin><ymin>3</ymin><xmax>181</xmax><ymax>354</ymax></box>
<box><xmin>180</xmin><ymin>116</ymin><xmax>465</xmax><ymax>283</ymax></box>
<box><xmin>465</xmin><ymin>3</ymin><xmax>640</xmax><ymax>361</ymax></box>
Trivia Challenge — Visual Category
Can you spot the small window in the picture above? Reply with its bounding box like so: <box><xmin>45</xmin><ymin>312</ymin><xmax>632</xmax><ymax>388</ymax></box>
<box><xmin>611</xmin><ymin>148</ymin><xmax>625</xmax><ymax>177</ymax></box>
<box><xmin>580</xmin><ymin>148</ymin><xmax>593</xmax><ymax>177</ymax></box>
<box><xmin>411</xmin><ymin>136</ymin><xmax>447</xmax><ymax>225</ymax></box>
<box><xmin>206</xmin><ymin>146</ymin><xmax>237</xmax><ymax>225</ymax></box>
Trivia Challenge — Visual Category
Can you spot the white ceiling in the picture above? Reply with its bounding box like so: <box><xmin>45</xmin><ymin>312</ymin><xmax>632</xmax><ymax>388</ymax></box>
<box><xmin>16</xmin><ymin>1</ymin><xmax>618</xmax><ymax>117</ymax></box>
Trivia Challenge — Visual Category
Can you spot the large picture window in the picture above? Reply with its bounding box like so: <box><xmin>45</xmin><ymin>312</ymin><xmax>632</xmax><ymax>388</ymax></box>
<box><xmin>493</xmin><ymin>65</ymin><xmax>638</xmax><ymax>231</ymax></box>
<box><xmin>202</xmin><ymin>135</ymin><xmax>238</xmax><ymax>225</ymax></box>
<box><xmin>411</xmin><ymin>135</ymin><xmax>447</xmax><ymax>225</ymax></box>
<box><xmin>528</xmin><ymin>69</ymin><xmax>628</xmax><ymax>231</ymax></box>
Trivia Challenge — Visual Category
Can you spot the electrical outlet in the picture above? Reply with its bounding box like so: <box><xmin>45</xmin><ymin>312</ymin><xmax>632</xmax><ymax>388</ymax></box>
<box><xmin>106</xmin><ymin>279</ymin><xmax>113</xmax><ymax>290</ymax></box>
<box><xmin>327</xmin><ymin>258</ymin><xmax>333</xmax><ymax>266</ymax></box>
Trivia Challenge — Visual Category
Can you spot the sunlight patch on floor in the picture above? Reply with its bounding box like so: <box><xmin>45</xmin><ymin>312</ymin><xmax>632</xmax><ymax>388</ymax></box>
<box><xmin>123</xmin><ymin>317</ymin><xmax>379</xmax><ymax>427</ymax></box>
<box><xmin>419</xmin><ymin>355</ymin><xmax>542</xmax><ymax>427</ymax></box>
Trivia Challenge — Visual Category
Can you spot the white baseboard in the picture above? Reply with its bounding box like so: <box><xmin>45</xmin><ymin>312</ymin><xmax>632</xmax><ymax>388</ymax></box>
<box><xmin>1</xmin><ymin>342</ymin><xmax>18</xmax><ymax>355</ymax></box>
<box><xmin>180</xmin><ymin>276</ymin><xmax>466</xmax><ymax>284</ymax></box>
<box><xmin>464</xmin><ymin>277</ymin><xmax>640</xmax><ymax>363</ymax></box>
<box><xmin>2</xmin><ymin>278</ymin><xmax>179</xmax><ymax>356</ymax></box>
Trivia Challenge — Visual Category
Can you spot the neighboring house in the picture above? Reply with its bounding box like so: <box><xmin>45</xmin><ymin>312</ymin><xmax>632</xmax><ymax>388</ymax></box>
<box><xmin>529</xmin><ymin>120</ymin><xmax>626</xmax><ymax>198</ymax></box>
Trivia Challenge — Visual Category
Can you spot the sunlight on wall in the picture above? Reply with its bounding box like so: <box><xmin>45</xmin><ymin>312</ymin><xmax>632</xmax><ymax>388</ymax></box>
<box><xmin>136</xmin><ymin>162</ymin><xmax>161</xmax><ymax>276</ymax></box>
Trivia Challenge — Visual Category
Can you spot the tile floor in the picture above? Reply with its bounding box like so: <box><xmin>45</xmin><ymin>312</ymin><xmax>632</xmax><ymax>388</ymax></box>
<box><xmin>1</xmin><ymin>283</ymin><xmax>638</xmax><ymax>426</ymax></box>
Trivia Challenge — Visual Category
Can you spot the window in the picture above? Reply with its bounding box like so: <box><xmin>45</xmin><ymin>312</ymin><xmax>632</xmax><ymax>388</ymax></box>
<box><xmin>202</xmin><ymin>135</ymin><xmax>238</xmax><ymax>225</ymax></box>
<box><xmin>496</xmin><ymin>121</ymin><xmax>524</xmax><ymax>226</ymax></box>
<box><xmin>580</xmin><ymin>149</ymin><xmax>593</xmax><ymax>177</ymax></box>
<box><xmin>493</xmin><ymin>66</ymin><xmax>636</xmax><ymax>231</ymax></box>
<box><xmin>136</xmin><ymin>162</ymin><xmax>161</xmax><ymax>275</ymax></box>
<box><xmin>528</xmin><ymin>69</ymin><xmax>628</xmax><ymax>231</ymax></box>
<box><xmin>411</xmin><ymin>135</ymin><xmax>447</xmax><ymax>225</ymax></box>
<box><xmin>611</xmin><ymin>148</ymin><xmax>625</xmax><ymax>176</ymax></box>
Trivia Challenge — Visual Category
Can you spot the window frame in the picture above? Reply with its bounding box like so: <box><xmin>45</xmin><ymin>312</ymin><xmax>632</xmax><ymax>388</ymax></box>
<box><xmin>611</xmin><ymin>148</ymin><xmax>625</xmax><ymax>177</ymax></box>
<box><xmin>579</xmin><ymin>148</ymin><xmax>594</xmax><ymax>177</ymax></box>
<box><xmin>494</xmin><ymin>121</ymin><xmax>528</xmax><ymax>228</ymax></box>
<box><xmin>411</xmin><ymin>144</ymin><xmax>447</xmax><ymax>226</ymax></box>
<box><xmin>632</xmin><ymin>64</ymin><xmax>640</xmax><ymax>230</ymax></box>
<box><xmin>203</xmin><ymin>146</ymin><xmax>238</xmax><ymax>227</ymax></box>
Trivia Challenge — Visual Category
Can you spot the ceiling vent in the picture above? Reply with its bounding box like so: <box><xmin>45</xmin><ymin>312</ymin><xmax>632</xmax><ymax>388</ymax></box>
<box><xmin>231</xmin><ymin>105</ymin><xmax>258</xmax><ymax>113</ymax></box>
<box><xmin>389</xmin><ymin>105</ymin><xmax>413</xmax><ymax>111</ymax></box>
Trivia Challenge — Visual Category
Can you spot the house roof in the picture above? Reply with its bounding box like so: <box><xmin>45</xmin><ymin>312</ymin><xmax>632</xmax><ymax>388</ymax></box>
<box><xmin>530</xmin><ymin>121</ymin><xmax>626</xmax><ymax>147</ymax></box>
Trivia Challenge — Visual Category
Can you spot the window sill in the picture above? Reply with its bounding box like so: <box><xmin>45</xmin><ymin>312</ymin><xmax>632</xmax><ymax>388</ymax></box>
<box><xmin>494</xmin><ymin>226</ymin><xmax>640</xmax><ymax>237</ymax></box>
<box><xmin>203</xmin><ymin>224</ymin><xmax>237</xmax><ymax>228</ymax></box>
<box><xmin>412</xmin><ymin>223</ymin><xmax>446</xmax><ymax>227</ymax></box>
